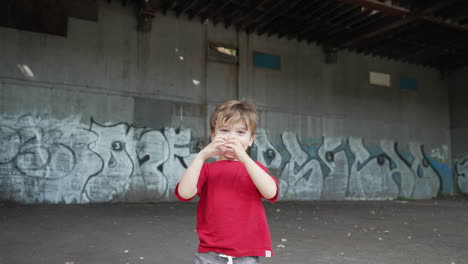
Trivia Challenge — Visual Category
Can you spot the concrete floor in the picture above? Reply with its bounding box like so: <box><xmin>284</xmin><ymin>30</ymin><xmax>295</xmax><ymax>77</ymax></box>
<box><xmin>1</xmin><ymin>199</ymin><xmax>467</xmax><ymax>264</ymax></box>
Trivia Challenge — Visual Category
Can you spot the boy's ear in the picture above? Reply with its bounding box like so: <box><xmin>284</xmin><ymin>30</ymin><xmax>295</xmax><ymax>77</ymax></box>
<box><xmin>248</xmin><ymin>134</ymin><xmax>256</xmax><ymax>147</ymax></box>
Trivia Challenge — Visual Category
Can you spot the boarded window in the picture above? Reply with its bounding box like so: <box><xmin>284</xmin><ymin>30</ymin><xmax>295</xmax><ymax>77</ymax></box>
<box><xmin>369</xmin><ymin>72</ymin><xmax>390</xmax><ymax>87</ymax></box>
<box><xmin>207</xmin><ymin>42</ymin><xmax>238</xmax><ymax>64</ymax></box>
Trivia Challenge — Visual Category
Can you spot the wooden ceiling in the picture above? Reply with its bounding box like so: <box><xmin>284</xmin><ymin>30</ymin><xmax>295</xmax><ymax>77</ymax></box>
<box><xmin>134</xmin><ymin>0</ymin><xmax>468</xmax><ymax>70</ymax></box>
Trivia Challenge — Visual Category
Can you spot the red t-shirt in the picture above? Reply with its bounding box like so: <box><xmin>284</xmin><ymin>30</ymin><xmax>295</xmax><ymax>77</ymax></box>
<box><xmin>175</xmin><ymin>160</ymin><xmax>278</xmax><ymax>257</ymax></box>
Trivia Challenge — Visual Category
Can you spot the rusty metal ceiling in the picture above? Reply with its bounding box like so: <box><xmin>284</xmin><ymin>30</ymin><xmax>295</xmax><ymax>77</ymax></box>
<box><xmin>2</xmin><ymin>0</ymin><xmax>468</xmax><ymax>70</ymax></box>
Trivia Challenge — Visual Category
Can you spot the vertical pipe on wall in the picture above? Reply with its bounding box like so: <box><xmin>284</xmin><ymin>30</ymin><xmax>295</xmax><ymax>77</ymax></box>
<box><xmin>235</xmin><ymin>29</ymin><xmax>240</xmax><ymax>100</ymax></box>
<box><xmin>202</xmin><ymin>20</ymin><xmax>209</xmax><ymax>138</ymax></box>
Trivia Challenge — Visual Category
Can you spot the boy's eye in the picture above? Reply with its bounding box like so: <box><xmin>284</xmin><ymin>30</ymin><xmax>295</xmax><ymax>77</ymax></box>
<box><xmin>220</xmin><ymin>129</ymin><xmax>229</xmax><ymax>132</ymax></box>
<box><xmin>238</xmin><ymin>131</ymin><xmax>246</xmax><ymax>134</ymax></box>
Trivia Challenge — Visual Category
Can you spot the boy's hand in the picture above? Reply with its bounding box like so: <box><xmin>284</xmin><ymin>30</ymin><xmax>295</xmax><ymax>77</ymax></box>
<box><xmin>198</xmin><ymin>135</ymin><xmax>226</xmax><ymax>160</ymax></box>
<box><xmin>224</xmin><ymin>138</ymin><xmax>250</xmax><ymax>162</ymax></box>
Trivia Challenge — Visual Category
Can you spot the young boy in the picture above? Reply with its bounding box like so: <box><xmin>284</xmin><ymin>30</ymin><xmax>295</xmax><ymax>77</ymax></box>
<box><xmin>175</xmin><ymin>100</ymin><xmax>279</xmax><ymax>264</ymax></box>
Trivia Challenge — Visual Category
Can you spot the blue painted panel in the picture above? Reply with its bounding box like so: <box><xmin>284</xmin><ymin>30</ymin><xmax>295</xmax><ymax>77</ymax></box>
<box><xmin>400</xmin><ymin>77</ymin><xmax>418</xmax><ymax>91</ymax></box>
<box><xmin>253</xmin><ymin>52</ymin><xmax>281</xmax><ymax>70</ymax></box>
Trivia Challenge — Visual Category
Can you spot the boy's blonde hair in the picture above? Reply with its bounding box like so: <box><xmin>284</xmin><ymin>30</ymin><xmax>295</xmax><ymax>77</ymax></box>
<box><xmin>210</xmin><ymin>100</ymin><xmax>258</xmax><ymax>137</ymax></box>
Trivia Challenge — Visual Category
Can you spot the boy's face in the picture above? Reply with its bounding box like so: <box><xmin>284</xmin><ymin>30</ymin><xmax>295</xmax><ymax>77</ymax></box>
<box><xmin>211</xmin><ymin>120</ymin><xmax>255</xmax><ymax>160</ymax></box>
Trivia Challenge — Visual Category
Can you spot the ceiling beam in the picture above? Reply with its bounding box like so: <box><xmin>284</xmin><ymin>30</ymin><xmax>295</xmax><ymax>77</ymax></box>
<box><xmin>241</xmin><ymin>0</ymin><xmax>284</xmax><ymax>33</ymax></box>
<box><xmin>209</xmin><ymin>1</ymin><xmax>233</xmax><ymax>26</ymax></box>
<box><xmin>294</xmin><ymin>2</ymin><xmax>343</xmax><ymax>41</ymax></box>
<box><xmin>280</xmin><ymin>1</ymin><xmax>330</xmax><ymax>40</ymax></box>
<box><xmin>341</xmin><ymin>15</ymin><xmax>415</xmax><ymax>47</ymax></box>
<box><xmin>339</xmin><ymin>0</ymin><xmax>409</xmax><ymax>16</ymax></box>
<box><xmin>338</xmin><ymin>0</ymin><xmax>468</xmax><ymax>47</ymax></box>
<box><xmin>422</xmin><ymin>15</ymin><xmax>468</xmax><ymax>32</ymax></box>
<box><xmin>278</xmin><ymin>1</ymin><xmax>355</xmax><ymax>40</ymax></box>
<box><xmin>312</xmin><ymin>5</ymin><xmax>361</xmax><ymax>42</ymax></box>
<box><xmin>198</xmin><ymin>0</ymin><xmax>219</xmax><ymax>23</ymax></box>
<box><xmin>225</xmin><ymin>0</ymin><xmax>266</xmax><ymax>29</ymax></box>
<box><xmin>255</xmin><ymin>0</ymin><xmax>303</xmax><ymax>36</ymax></box>
<box><xmin>418</xmin><ymin>0</ymin><xmax>460</xmax><ymax>14</ymax></box>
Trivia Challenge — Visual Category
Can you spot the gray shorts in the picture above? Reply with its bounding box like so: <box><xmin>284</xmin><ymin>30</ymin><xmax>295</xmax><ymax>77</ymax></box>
<box><xmin>193</xmin><ymin>252</ymin><xmax>260</xmax><ymax>264</ymax></box>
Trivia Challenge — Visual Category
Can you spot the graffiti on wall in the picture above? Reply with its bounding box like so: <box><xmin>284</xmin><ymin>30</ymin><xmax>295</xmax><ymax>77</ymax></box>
<box><xmin>0</xmin><ymin>114</ymin><xmax>454</xmax><ymax>203</ymax></box>
<box><xmin>279</xmin><ymin>132</ymin><xmax>323</xmax><ymax>200</ymax></box>
<box><xmin>0</xmin><ymin>115</ymin><xmax>196</xmax><ymax>203</ymax></box>
<box><xmin>276</xmin><ymin>134</ymin><xmax>444</xmax><ymax>201</ymax></box>
<box><xmin>317</xmin><ymin>137</ymin><xmax>348</xmax><ymax>200</ymax></box>
<box><xmin>455</xmin><ymin>158</ymin><xmax>468</xmax><ymax>194</ymax></box>
<box><xmin>0</xmin><ymin>114</ymin><xmax>101</xmax><ymax>203</ymax></box>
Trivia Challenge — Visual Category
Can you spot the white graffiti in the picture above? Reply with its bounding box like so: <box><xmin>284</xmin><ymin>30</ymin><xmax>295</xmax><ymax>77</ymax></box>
<box><xmin>253</xmin><ymin>129</ymin><xmax>282</xmax><ymax>169</ymax></box>
<box><xmin>0</xmin><ymin>114</ymin><xmax>449</xmax><ymax>203</ymax></box>
<box><xmin>430</xmin><ymin>146</ymin><xmax>449</xmax><ymax>163</ymax></box>
<box><xmin>274</xmin><ymin>134</ymin><xmax>442</xmax><ymax>201</ymax></box>
<box><xmin>280</xmin><ymin>132</ymin><xmax>322</xmax><ymax>200</ymax></box>
<box><xmin>455</xmin><ymin>159</ymin><xmax>468</xmax><ymax>194</ymax></box>
<box><xmin>162</xmin><ymin>127</ymin><xmax>197</xmax><ymax>199</ymax></box>
<box><xmin>408</xmin><ymin>143</ymin><xmax>440</xmax><ymax>199</ymax></box>
<box><xmin>0</xmin><ymin>114</ymin><xmax>100</xmax><ymax>203</ymax></box>
<box><xmin>348</xmin><ymin>138</ymin><xmax>398</xmax><ymax>200</ymax></box>
<box><xmin>380</xmin><ymin>140</ymin><xmax>415</xmax><ymax>198</ymax></box>
<box><xmin>317</xmin><ymin>137</ymin><xmax>348</xmax><ymax>200</ymax></box>
<box><xmin>83</xmin><ymin>121</ymin><xmax>137</xmax><ymax>202</ymax></box>
<box><xmin>62</xmin><ymin>129</ymin><xmax>102</xmax><ymax>203</ymax></box>
<box><xmin>133</xmin><ymin>129</ymin><xmax>170</xmax><ymax>200</ymax></box>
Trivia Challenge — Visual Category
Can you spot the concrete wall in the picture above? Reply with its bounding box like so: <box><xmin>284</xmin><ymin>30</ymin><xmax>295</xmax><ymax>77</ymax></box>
<box><xmin>0</xmin><ymin>2</ymin><xmax>454</xmax><ymax>203</ymax></box>
<box><xmin>449</xmin><ymin>67</ymin><xmax>468</xmax><ymax>195</ymax></box>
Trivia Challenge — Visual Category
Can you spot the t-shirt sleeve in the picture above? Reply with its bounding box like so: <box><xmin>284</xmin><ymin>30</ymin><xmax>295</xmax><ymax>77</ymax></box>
<box><xmin>175</xmin><ymin>163</ymin><xmax>208</xmax><ymax>201</ymax></box>
<box><xmin>255</xmin><ymin>161</ymin><xmax>279</xmax><ymax>202</ymax></box>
